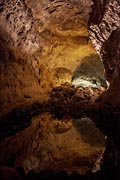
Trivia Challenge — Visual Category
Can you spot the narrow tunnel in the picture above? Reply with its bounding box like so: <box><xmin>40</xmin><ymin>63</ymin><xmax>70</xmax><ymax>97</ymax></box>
<box><xmin>0</xmin><ymin>0</ymin><xmax>120</xmax><ymax>180</ymax></box>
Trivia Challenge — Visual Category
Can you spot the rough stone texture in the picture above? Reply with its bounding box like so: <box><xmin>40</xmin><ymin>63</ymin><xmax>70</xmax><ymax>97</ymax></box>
<box><xmin>0</xmin><ymin>0</ymin><xmax>43</xmax><ymax>108</ymax></box>
<box><xmin>0</xmin><ymin>0</ymin><xmax>41</xmax><ymax>55</ymax></box>
<box><xmin>1</xmin><ymin>0</ymin><xmax>118</xmax><ymax>107</ymax></box>
<box><xmin>0</xmin><ymin>0</ymin><xmax>106</xmax><ymax>108</ymax></box>
<box><xmin>89</xmin><ymin>1</ymin><xmax>120</xmax><ymax>177</ymax></box>
<box><xmin>99</xmin><ymin>28</ymin><xmax>120</xmax><ymax>106</ymax></box>
<box><xmin>89</xmin><ymin>0</ymin><xmax>120</xmax><ymax>125</ymax></box>
<box><xmin>25</xmin><ymin>0</ymin><xmax>107</xmax><ymax>91</ymax></box>
<box><xmin>89</xmin><ymin>0</ymin><xmax>120</xmax><ymax>54</ymax></box>
<box><xmin>89</xmin><ymin>0</ymin><xmax>120</xmax><ymax>98</ymax></box>
<box><xmin>88</xmin><ymin>0</ymin><xmax>120</xmax><ymax>138</ymax></box>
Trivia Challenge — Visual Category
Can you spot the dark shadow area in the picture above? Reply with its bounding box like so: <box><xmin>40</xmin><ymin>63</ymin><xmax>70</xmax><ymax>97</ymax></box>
<box><xmin>0</xmin><ymin>165</ymin><xmax>119</xmax><ymax>180</ymax></box>
<box><xmin>0</xmin><ymin>101</ymin><xmax>48</xmax><ymax>141</ymax></box>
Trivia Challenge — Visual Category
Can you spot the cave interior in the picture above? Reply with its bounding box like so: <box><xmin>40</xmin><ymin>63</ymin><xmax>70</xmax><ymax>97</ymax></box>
<box><xmin>0</xmin><ymin>0</ymin><xmax>120</xmax><ymax>179</ymax></box>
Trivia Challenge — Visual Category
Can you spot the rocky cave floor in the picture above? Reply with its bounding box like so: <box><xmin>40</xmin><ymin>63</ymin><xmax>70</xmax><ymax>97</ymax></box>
<box><xmin>0</xmin><ymin>84</ymin><xmax>119</xmax><ymax>179</ymax></box>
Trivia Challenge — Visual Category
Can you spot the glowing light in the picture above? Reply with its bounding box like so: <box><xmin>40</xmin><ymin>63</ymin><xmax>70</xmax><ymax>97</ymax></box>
<box><xmin>72</xmin><ymin>77</ymin><xmax>101</xmax><ymax>88</ymax></box>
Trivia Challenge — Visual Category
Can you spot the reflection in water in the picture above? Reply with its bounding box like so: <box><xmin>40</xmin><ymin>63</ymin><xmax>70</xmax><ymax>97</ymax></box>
<box><xmin>73</xmin><ymin>117</ymin><xmax>105</xmax><ymax>147</ymax></box>
<box><xmin>0</xmin><ymin>112</ymin><xmax>104</xmax><ymax>174</ymax></box>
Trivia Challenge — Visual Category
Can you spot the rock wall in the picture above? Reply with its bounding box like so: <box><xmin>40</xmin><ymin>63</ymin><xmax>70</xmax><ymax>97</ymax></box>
<box><xmin>0</xmin><ymin>0</ymin><xmax>43</xmax><ymax>108</ymax></box>
<box><xmin>0</xmin><ymin>0</ymin><xmax>48</xmax><ymax>55</ymax></box>
<box><xmin>89</xmin><ymin>0</ymin><xmax>120</xmax><ymax>138</ymax></box>
<box><xmin>1</xmin><ymin>0</ymin><xmax>119</xmax><ymax>107</ymax></box>
<box><xmin>89</xmin><ymin>0</ymin><xmax>119</xmax><ymax>53</ymax></box>
<box><xmin>89</xmin><ymin>0</ymin><xmax>120</xmax><ymax>134</ymax></box>
<box><xmin>89</xmin><ymin>0</ymin><xmax>120</xmax><ymax>102</ymax></box>
<box><xmin>89</xmin><ymin>1</ymin><xmax>120</xmax><ymax>176</ymax></box>
<box><xmin>0</xmin><ymin>0</ymin><xmax>105</xmax><ymax>109</ymax></box>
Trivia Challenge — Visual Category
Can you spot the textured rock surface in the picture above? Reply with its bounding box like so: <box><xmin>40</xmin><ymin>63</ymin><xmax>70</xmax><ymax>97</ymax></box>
<box><xmin>0</xmin><ymin>0</ymin><xmax>106</xmax><ymax>109</ymax></box>
<box><xmin>89</xmin><ymin>0</ymin><xmax>120</xmax><ymax>136</ymax></box>
<box><xmin>99</xmin><ymin>28</ymin><xmax>120</xmax><ymax>105</ymax></box>
<box><xmin>89</xmin><ymin>0</ymin><xmax>120</xmax><ymax>54</ymax></box>
<box><xmin>0</xmin><ymin>0</ymin><xmax>42</xmax><ymax>108</ymax></box>
<box><xmin>89</xmin><ymin>0</ymin><xmax>120</xmax><ymax>105</ymax></box>
<box><xmin>89</xmin><ymin>1</ymin><xmax>120</xmax><ymax>177</ymax></box>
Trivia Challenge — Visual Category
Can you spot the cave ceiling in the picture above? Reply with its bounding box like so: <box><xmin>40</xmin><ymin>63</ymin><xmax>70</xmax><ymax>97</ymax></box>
<box><xmin>0</xmin><ymin>0</ymin><xmax>107</xmax><ymax>108</ymax></box>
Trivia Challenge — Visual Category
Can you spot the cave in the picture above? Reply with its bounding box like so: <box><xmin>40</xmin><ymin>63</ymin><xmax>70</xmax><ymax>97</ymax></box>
<box><xmin>0</xmin><ymin>0</ymin><xmax>120</xmax><ymax>180</ymax></box>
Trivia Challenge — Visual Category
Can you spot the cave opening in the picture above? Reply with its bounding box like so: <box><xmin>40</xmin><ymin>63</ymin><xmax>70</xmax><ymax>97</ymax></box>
<box><xmin>0</xmin><ymin>0</ymin><xmax>119</xmax><ymax>180</ymax></box>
